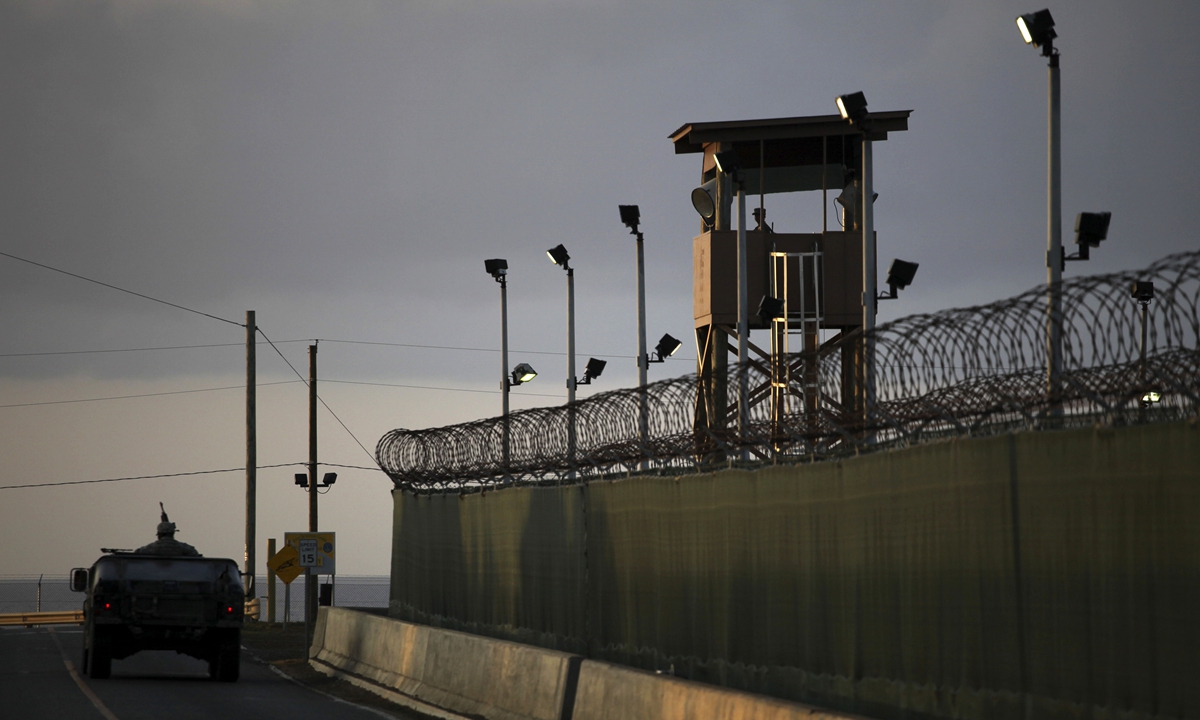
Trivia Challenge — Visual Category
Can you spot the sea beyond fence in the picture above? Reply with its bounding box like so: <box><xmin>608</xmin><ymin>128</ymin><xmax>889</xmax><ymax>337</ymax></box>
<box><xmin>0</xmin><ymin>574</ymin><xmax>389</xmax><ymax>618</ymax></box>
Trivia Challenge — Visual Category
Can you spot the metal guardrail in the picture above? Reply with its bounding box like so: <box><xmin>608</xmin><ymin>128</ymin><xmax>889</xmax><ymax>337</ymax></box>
<box><xmin>0</xmin><ymin>610</ymin><xmax>84</xmax><ymax>627</ymax></box>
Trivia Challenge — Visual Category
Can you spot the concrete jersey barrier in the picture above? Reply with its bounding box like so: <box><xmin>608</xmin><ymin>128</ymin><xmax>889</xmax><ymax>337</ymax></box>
<box><xmin>571</xmin><ymin>660</ymin><xmax>860</xmax><ymax>720</ymax></box>
<box><xmin>310</xmin><ymin>606</ymin><xmax>579</xmax><ymax>720</ymax></box>
<box><xmin>311</xmin><ymin>608</ymin><xmax>865</xmax><ymax>720</ymax></box>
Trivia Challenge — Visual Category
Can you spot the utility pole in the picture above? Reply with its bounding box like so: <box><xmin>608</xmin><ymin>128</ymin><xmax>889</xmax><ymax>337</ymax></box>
<box><xmin>306</xmin><ymin>343</ymin><xmax>318</xmax><ymax>633</ymax></box>
<box><xmin>244</xmin><ymin>311</ymin><xmax>257</xmax><ymax>604</ymax></box>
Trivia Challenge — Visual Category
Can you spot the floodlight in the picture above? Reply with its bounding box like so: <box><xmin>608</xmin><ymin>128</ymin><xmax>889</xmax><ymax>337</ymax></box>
<box><xmin>713</xmin><ymin>149</ymin><xmax>741</xmax><ymax>177</ymax></box>
<box><xmin>321</xmin><ymin>472</ymin><xmax>337</xmax><ymax>487</ymax></box>
<box><xmin>691</xmin><ymin>187</ymin><xmax>715</xmax><ymax>221</ymax></box>
<box><xmin>1141</xmin><ymin>390</ymin><xmax>1162</xmax><ymax>406</ymax></box>
<box><xmin>876</xmin><ymin>259</ymin><xmax>919</xmax><ymax>301</ymax></box>
<box><xmin>835</xmin><ymin>91</ymin><xmax>869</xmax><ymax>126</ymax></box>
<box><xmin>758</xmin><ymin>295</ymin><xmax>785</xmax><ymax>321</ymax></box>
<box><xmin>619</xmin><ymin>205</ymin><xmax>640</xmax><ymax>233</ymax></box>
<box><xmin>485</xmin><ymin>258</ymin><xmax>508</xmax><ymax>279</ymax></box>
<box><xmin>1016</xmin><ymin>9</ymin><xmax>1056</xmax><ymax>50</ymax></box>
<box><xmin>582</xmin><ymin>357</ymin><xmax>607</xmax><ymax>384</ymax></box>
<box><xmin>886</xmin><ymin>259</ymin><xmax>919</xmax><ymax>291</ymax></box>
<box><xmin>1131</xmin><ymin>281</ymin><xmax>1155</xmax><ymax>304</ymax></box>
<box><xmin>654</xmin><ymin>333</ymin><xmax>682</xmax><ymax>360</ymax></box>
<box><xmin>294</xmin><ymin>473</ymin><xmax>308</xmax><ymax>488</ymax></box>
<box><xmin>511</xmin><ymin>363</ymin><xmax>537</xmax><ymax>385</ymax></box>
<box><xmin>1075</xmin><ymin>212</ymin><xmax>1111</xmax><ymax>248</ymax></box>
<box><xmin>547</xmin><ymin>244</ymin><xmax>570</xmax><ymax>267</ymax></box>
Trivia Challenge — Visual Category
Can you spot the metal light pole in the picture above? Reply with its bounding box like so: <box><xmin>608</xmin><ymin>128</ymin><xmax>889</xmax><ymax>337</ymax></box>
<box><xmin>500</xmin><ymin>274</ymin><xmax>511</xmax><ymax>466</ymax></box>
<box><xmin>836</xmin><ymin>91</ymin><xmax>877</xmax><ymax>430</ymax></box>
<box><xmin>546</xmin><ymin>244</ymin><xmax>577</xmax><ymax>466</ymax></box>
<box><xmin>635</xmin><ymin>234</ymin><xmax>648</xmax><ymax>458</ymax></box>
<box><xmin>862</xmin><ymin>138</ymin><xmax>876</xmax><ymax>418</ymax></box>
<box><xmin>567</xmin><ymin>266</ymin><xmax>576</xmax><ymax>464</ymax></box>
<box><xmin>736</xmin><ymin>182</ymin><xmax>749</xmax><ymax>459</ymax></box>
<box><xmin>1017</xmin><ymin>10</ymin><xmax>1062</xmax><ymax>416</ymax></box>
<box><xmin>485</xmin><ymin>259</ymin><xmax>511</xmax><ymax>468</ymax></box>
<box><xmin>618</xmin><ymin>206</ymin><xmax>650</xmax><ymax>465</ymax></box>
<box><xmin>1043</xmin><ymin>49</ymin><xmax>1063</xmax><ymax>417</ymax></box>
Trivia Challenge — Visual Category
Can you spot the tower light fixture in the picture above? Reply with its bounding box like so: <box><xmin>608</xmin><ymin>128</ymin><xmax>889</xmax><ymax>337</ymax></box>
<box><xmin>879</xmin><ymin>259</ymin><xmax>920</xmax><ymax>301</ymax></box>
<box><xmin>547</xmin><ymin>244</ymin><xmax>570</xmax><ymax>268</ymax></box>
<box><xmin>1017</xmin><ymin>9</ymin><xmax>1056</xmax><ymax>54</ymax></box>
<box><xmin>619</xmin><ymin>205</ymin><xmax>641</xmax><ymax>234</ymax></box>
<box><xmin>758</xmin><ymin>295</ymin><xmax>785</xmax><ymax>322</ymax></box>
<box><xmin>1065</xmin><ymin>211</ymin><xmax>1112</xmax><ymax>263</ymax></box>
<box><xmin>510</xmin><ymin>363</ymin><xmax>537</xmax><ymax>386</ymax></box>
<box><xmin>485</xmin><ymin>258</ymin><xmax>508</xmax><ymax>280</ymax></box>
<box><xmin>578</xmin><ymin>357</ymin><xmax>607</xmax><ymax>385</ymax></box>
<box><xmin>648</xmin><ymin>333</ymin><xmax>682</xmax><ymax>364</ymax></box>
<box><xmin>835</xmin><ymin>91</ymin><xmax>870</xmax><ymax>127</ymax></box>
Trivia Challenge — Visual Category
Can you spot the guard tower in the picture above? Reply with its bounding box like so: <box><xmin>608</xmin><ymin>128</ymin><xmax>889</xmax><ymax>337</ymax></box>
<box><xmin>669</xmin><ymin>108</ymin><xmax>911</xmax><ymax>451</ymax></box>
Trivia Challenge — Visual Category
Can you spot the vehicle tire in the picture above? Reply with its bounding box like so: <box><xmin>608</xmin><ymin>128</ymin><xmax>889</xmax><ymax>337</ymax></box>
<box><xmin>81</xmin><ymin>647</ymin><xmax>89</xmax><ymax>675</ymax></box>
<box><xmin>216</xmin><ymin>643</ymin><xmax>239</xmax><ymax>682</ymax></box>
<box><xmin>88</xmin><ymin>636</ymin><xmax>111</xmax><ymax>680</ymax></box>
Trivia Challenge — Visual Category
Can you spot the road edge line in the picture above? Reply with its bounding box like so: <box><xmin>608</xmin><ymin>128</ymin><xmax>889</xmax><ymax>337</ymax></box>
<box><xmin>48</xmin><ymin>628</ymin><xmax>121</xmax><ymax>720</ymax></box>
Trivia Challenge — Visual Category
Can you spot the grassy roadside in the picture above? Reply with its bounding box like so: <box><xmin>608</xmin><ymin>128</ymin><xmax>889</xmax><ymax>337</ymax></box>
<box><xmin>241</xmin><ymin>620</ymin><xmax>427</xmax><ymax>719</ymax></box>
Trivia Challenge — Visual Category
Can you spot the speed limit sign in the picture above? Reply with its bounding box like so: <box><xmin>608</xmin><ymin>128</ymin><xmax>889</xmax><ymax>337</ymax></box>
<box><xmin>298</xmin><ymin>539</ymin><xmax>318</xmax><ymax>567</ymax></box>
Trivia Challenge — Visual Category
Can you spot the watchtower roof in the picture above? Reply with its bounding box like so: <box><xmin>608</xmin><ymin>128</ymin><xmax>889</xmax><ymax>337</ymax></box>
<box><xmin>669</xmin><ymin>110</ymin><xmax>912</xmax><ymax>154</ymax></box>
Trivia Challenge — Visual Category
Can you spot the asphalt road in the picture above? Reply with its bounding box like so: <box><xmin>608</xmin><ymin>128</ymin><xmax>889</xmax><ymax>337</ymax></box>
<box><xmin>0</xmin><ymin>626</ymin><xmax>397</xmax><ymax>720</ymax></box>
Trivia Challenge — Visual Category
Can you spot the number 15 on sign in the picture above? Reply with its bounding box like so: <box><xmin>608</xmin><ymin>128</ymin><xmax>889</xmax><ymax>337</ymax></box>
<box><xmin>298</xmin><ymin>539</ymin><xmax>318</xmax><ymax>567</ymax></box>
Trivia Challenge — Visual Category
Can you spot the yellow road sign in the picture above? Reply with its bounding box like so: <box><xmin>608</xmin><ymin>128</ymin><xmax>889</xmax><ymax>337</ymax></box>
<box><xmin>266</xmin><ymin>545</ymin><xmax>302</xmax><ymax>585</ymax></box>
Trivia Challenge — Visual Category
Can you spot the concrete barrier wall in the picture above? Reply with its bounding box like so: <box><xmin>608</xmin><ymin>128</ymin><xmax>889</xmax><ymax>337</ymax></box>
<box><xmin>571</xmin><ymin>659</ymin><xmax>862</xmax><ymax>720</ymax></box>
<box><xmin>311</xmin><ymin>607</ymin><xmax>866</xmax><ymax>720</ymax></box>
<box><xmin>390</xmin><ymin>421</ymin><xmax>1200</xmax><ymax>720</ymax></box>
<box><xmin>310</xmin><ymin>606</ymin><xmax>578</xmax><ymax>720</ymax></box>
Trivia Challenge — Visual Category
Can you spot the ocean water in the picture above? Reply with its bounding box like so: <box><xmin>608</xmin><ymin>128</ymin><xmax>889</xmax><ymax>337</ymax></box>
<box><xmin>0</xmin><ymin>574</ymin><xmax>389</xmax><ymax>617</ymax></box>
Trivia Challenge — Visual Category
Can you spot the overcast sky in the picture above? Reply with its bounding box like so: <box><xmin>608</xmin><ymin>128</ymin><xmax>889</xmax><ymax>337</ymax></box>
<box><xmin>2</xmin><ymin>0</ymin><xmax>1197</xmax><ymax>577</ymax></box>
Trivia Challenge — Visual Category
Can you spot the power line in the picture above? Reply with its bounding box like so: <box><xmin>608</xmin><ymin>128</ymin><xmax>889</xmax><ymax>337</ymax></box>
<box><xmin>257</xmin><ymin>329</ymin><xmax>385</xmax><ymax>473</ymax></box>
<box><xmin>319</xmin><ymin>337</ymin><xmax>636</xmax><ymax>360</ymax></box>
<box><xmin>0</xmin><ymin>463</ymin><xmax>302</xmax><ymax>490</ymax></box>
<box><xmin>0</xmin><ymin>340</ymin><xmax>309</xmax><ymax>358</ymax></box>
<box><xmin>0</xmin><ymin>342</ymin><xmax>248</xmax><ymax>358</ymax></box>
<box><xmin>322</xmin><ymin>378</ymin><xmax>566</xmax><ymax>398</ymax></box>
<box><xmin>0</xmin><ymin>250</ymin><xmax>243</xmax><ymax>327</ymax></box>
<box><xmin>322</xmin><ymin>462</ymin><xmax>388</xmax><ymax>472</ymax></box>
<box><xmin>0</xmin><ymin>380</ymin><xmax>302</xmax><ymax>409</ymax></box>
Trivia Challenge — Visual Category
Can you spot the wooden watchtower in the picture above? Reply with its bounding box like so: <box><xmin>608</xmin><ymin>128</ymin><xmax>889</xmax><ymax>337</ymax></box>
<box><xmin>669</xmin><ymin>110</ymin><xmax>911</xmax><ymax>447</ymax></box>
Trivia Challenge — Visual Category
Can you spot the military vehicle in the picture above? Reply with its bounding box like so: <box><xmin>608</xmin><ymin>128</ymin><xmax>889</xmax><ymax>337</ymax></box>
<box><xmin>70</xmin><ymin>506</ymin><xmax>244</xmax><ymax>681</ymax></box>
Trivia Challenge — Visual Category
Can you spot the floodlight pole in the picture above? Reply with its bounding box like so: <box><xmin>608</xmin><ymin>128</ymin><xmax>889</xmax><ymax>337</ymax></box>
<box><xmin>566</xmin><ymin>265</ymin><xmax>577</xmax><ymax>471</ymax></box>
<box><xmin>635</xmin><ymin>230</ymin><xmax>649</xmax><ymax>466</ymax></box>
<box><xmin>499</xmin><ymin>275</ymin><xmax>511</xmax><ymax>468</ymax></box>
<box><xmin>862</xmin><ymin>136</ymin><xmax>876</xmax><ymax>425</ymax></box>
<box><xmin>1139</xmin><ymin>297</ymin><xmax>1150</xmax><ymax>379</ymax></box>
<box><xmin>736</xmin><ymin>182</ymin><xmax>749</xmax><ymax>459</ymax></box>
<box><xmin>1046</xmin><ymin>49</ymin><xmax>1063</xmax><ymax>417</ymax></box>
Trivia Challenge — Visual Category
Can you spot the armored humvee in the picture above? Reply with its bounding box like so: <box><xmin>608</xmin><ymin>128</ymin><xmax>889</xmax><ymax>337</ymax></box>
<box><xmin>70</xmin><ymin>508</ymin><xmax>244</xmax><ymax>681</ymax></box>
